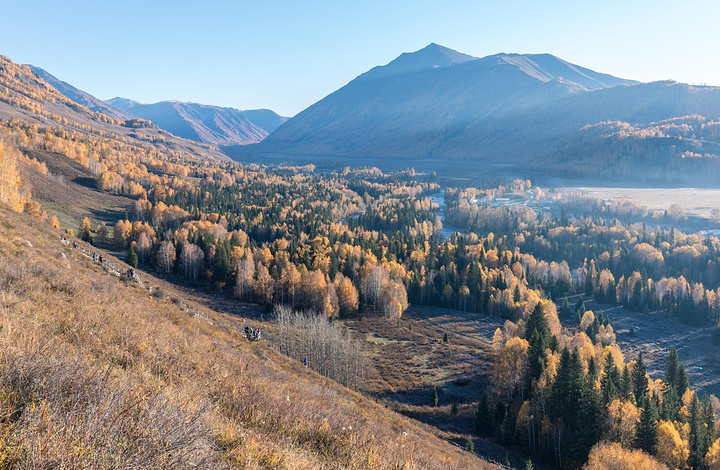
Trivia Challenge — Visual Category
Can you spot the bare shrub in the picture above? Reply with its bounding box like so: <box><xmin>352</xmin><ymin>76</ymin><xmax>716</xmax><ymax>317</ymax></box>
<box><xmin>273</xmin><ymin>304</ymin><xmax>368</xmax><ymax>390</ymax></box>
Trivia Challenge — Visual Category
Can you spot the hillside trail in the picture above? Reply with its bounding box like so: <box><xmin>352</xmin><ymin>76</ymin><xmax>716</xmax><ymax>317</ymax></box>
<box><xmin>59</xmin><ymin>236</ymin><xmax>215</xmax><ymax>326</ymax></box>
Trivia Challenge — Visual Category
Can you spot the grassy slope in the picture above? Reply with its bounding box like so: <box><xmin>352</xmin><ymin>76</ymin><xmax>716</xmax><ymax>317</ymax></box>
<box><xmin>18</xmin><ymin>148</ymin><xmax>136</xmax><ymax>229</ymax></box>
<box><xmin>0</xmin><ymin>206</ymin><xmax>497</xmax><ymax>469</ymax></box>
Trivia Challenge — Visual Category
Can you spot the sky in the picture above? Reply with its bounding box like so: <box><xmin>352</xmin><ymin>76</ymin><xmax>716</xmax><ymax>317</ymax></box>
<box><xmin>1</xmin><ymin>0</ymin><xmax>718</xmax><ymax>116</ymax></box>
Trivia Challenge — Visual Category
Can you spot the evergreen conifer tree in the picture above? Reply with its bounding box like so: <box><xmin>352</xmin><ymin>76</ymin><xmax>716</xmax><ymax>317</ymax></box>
<box><xmin>621</xmin><ymin>366</ymin><xmax>635</xmax><ymax>403</ymax></box>
<box><xmin>632</xmin><ymin>352</ymin><xmax>649</xmax><ymax>404</ymax></box>
<box><xmin>676</xmin><ymin>362</ymin><xmax>690</xmax><ymax>396</ymax></box>
<box><xmin>125</xmin><ymin>247</ymin><xmax>138</xmax><ymax>268</ymax></box>
<box><xmin>665</xmin><ymin>347</ymin><xmax>680</xmax><ymax>389</ymax></box>
<box><xmin>475</xmin><ymin>393</ymin><xmax>493</xmax><ymax>436</ymax></box>
<box><xmin>635</xmin><ymin>396</ymin><xmax>658</xmax><ymax>453</ymax></box>
<box><xmin>600</xmin><ymin>351</ymin><xmax>620</xmax><ymax>404</ymax></box>
<box><xmin>526</xmin><ymin>328</ymin><xmax>548</xmax><ymax>393</ymax></box>
<box><xmin>689</xmin><ymin>394</ymin><xmax>708</xmax><ymax>469</ymax></box>
<box><xmin>525</xmin><ymin>302</ymin><xmax>550</xmax><ymax>341</ymax></box>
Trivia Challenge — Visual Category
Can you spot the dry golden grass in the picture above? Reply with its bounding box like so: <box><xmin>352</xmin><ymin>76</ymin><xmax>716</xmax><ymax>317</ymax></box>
<box><xmin>0</xmin><ymin>207</ymin><xmax>497</xmax><ymax>469</ymax></box>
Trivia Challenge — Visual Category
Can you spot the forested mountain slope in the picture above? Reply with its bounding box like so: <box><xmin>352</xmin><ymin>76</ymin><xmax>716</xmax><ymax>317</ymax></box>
<box><xmin>243</xmin><ymin>44</ymin><xmax>720</xmax><ymax>182</ymax></box>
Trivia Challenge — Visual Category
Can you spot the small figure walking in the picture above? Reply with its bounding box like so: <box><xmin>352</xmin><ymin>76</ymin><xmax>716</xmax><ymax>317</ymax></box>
<box><xmin>92</xmin><ymin>252</ymin><xmax>97</xmax><ymax>262</ymax></box>
<box><xmin>303</xmin><ymin>357</ymin><xmax>308</xmax><ymax>367</ymax></box>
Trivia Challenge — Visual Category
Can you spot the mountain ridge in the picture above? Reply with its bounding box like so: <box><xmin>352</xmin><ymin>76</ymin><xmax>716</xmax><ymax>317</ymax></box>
<box><xmin>107</xmin><ymin>97</ymin><xmax>288</xmax><ymax>146</ymax></box>
<box><xmin>241</xmin><ymin>44</ymin><xmax>720</xmax><ymax>182</ymax></box>
<box><xmin>27</xmin><ymin>65</ymin><xmax>133</xmax><ymax>121</ymax></box>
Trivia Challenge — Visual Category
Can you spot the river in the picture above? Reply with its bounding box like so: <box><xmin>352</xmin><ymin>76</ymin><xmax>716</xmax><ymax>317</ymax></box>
<box><xmin>429</xmin><ymin>189</ymin><xmax>464</xmax><ymax>241</ymax></box>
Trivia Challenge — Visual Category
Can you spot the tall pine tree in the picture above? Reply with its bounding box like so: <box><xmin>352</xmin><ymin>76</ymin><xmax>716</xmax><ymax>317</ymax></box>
<box><xmin>632</xmin><ymin>352</ymin><xmax>649</xmax><ymax>404</ymax></box>
<box><xmin>620</xmin><ymin>366</ymin><xmax>635</xmax><ymax>403</ymax></box>
<box><xmin>689</xmin><ymin>394</ymin><xmax>708</xmax><ymax>469</ymax></box>
<box><xmin>600</xmin><ymin>351</ymin><xmax>620</xmax><ymax>404</ymax></box>
<box><xmin>635</xmin><ymin>396</ymin><xmax>658</xmax><ymax>453</ymax></box>
<box><xmin>665</xmin><ymin>347</ymin><xmax>680</xmax><ymax>389</ymax></box>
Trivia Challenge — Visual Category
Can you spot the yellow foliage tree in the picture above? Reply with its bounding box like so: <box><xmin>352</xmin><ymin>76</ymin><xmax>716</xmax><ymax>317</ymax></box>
<box><xmin>493</xmin><ymin>337</ymin><xmax>529</xmax><ymax>401</ymax></box>
<box><xmin>335</xmin><ymin>275</ymin><xmax>359</xmax><ymax>316</ymax></box>
<box><xmin>706</xmin><ymin>439</ymin><xmax>720</xmax><ymax>470</ymax></box>
<box><xmin>584</xmin><ymin>441</ymin><xmax>669</xmax><ymax>470</ymax></box>
<box><xmin>0</xmin><ymin>141</ymin><xmax>24</xmax><ymax>211</ymax></box>
<box><xmin>655</xmin><ymin>420</ymin><xmax>689</xmax><ymax>470</ymax></box>
<box><xmin>605</xmin><ymin>399</ymin><xmax>639</xmax><ymax>447</ymax></box>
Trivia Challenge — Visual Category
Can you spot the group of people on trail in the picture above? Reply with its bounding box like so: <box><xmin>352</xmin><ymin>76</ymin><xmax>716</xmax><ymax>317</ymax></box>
<box><xmin>244</xmin><ymin>326</ymin><xmax>261</xmax><ymax>341</ymax></box>
<box><xmin>64</xmin><ymin>234</ymin><xmax>136</xmax><ymax>282</ymax></box>
<box><xmin>89</xmin><ymin>252</ymin><xmax>104</xmax><ymax>264</ymax></box>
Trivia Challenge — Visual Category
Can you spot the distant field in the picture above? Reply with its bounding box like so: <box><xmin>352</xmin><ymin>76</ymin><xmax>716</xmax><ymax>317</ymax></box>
<box><xmin>566</xmin><ymin>294</ymin><xmax>720</xmax><ymax>398</ymax></box>
<box><xmin>557</xmin><ymin>187</ymin><xmax>720</xmax><ymax>218</ymax></box>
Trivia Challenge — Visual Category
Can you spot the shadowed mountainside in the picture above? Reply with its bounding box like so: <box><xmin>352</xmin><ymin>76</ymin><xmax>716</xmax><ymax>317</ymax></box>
<box><xmin>239</xmin><ymin>44</ymin><xmax>720</xmax><ymax>183</ymax></box>
<box><xmin>108</xmin><ymin>97</ymin><xmax>288</xmax><ymax>146</ymax></box>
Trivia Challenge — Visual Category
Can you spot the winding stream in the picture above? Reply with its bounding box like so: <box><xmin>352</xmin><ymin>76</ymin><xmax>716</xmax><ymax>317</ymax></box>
<box><xmin>429</xmin><ymin>189</ymin><xmax>464</xmax><ymax>241</ymax></box>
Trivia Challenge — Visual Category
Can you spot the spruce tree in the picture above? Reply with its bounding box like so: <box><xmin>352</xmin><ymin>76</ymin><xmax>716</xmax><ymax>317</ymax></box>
<box><xmin>660</xmin><ymin>385</ymin><xmax>680</xmax><ymax>422</ymax></box>
<box><xmin>632</xmin><ymin>352</ymin><xmax>649</xmax><ymax>404</ymax></box>
<box><xmin>587</xmin><ymin>356</ymin><xmax>598</xmax><ymax>386</ymax></box>
<box><xmin>125</xmin><ymin>247</ymin><xmax>138</xmax><ymax>268</ymax></box>
<box><xmin>600</xmin><ymin>351</ymin><xmax>620</xmax><ymax>404</ymax></box>
<box><xmin>465</xmin><ymin>438</ymin><xmax>474</xmax><ymax>453</ymax></box>
<box><xmin>548</xmin><ymin>349</ymin><xmax>587</xmax><ymax>464</ymax></box>
<box><xmin>525</xmin><ymin>302</ymin><xmax>550</xmax><ymax>341</ymax></box>
<box><xmin>689</xmin><ymin>394</ymin><xmax>708</xmax><ymax>469</ymax></box>
<box><xmin>676</xmin><ymin>362</ymin><xmax>690</xmax><ymax>396</ymax></box>
<box><xmin>620</xmin><ymin>366</ymin><xmax>635</xmax><ymax>403</ymax></box>
<box><xmin>430</xmin><ymin>386</ymin><xmax>439</xmax><ymax>407</ymax></box>
<box><xmin>212</xmin><ymin>243</ymin><xmax>232</xmax><ymax>284</ymax></box>
<box><xmin>499</xmin><ymin>410</ymin><xmax>514</xmax><ymax>445</ymax></box>
<box><xmin>475</xmin><ymin>393</ymin><xmax>493</xmax><ymax>436</ymax></box>
<box><xmin>665</xmin><ymin>347</ymin><xmax>680</xmax><ymax>390</ymax></box>
<box><xmin>635</xmin><ymin>396</ymin><xmax>658</xmax><ymax>453</ymax></box>
<box><xmin>702</xmin><ymin>395</ymin><xmax>716</xmax><ymax>454</ymax></box>
<box><xmin>577</xmin><ymin>372</ymin><xmax>605</xmax><ymax>461</ymax></box>
<box><xmin>526</xmin><ymin>328</ymin><xmax>547</xmax><ymax>392</ymax></box>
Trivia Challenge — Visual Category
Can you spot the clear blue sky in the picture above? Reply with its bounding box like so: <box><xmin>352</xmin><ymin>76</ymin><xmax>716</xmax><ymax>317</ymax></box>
<box><xmin>2</xmin><ymin>0</ymin><xmax>718</xmax><ymax>116</ymax></box>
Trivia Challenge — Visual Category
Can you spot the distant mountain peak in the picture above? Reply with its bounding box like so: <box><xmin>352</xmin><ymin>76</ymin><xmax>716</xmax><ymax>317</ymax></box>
<box><xmin>106</xmin><ymin>98</ymin><xmax>288</xmax><ymax>146</ymax></box>
<box><xmin>358</xmin><ymin>43</ymin><xmax>476</xmax><ymax>81</ymax></box>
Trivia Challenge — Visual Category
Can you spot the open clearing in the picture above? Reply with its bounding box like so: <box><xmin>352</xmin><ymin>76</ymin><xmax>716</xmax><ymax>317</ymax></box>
<box><xmin>566</xmin><ymin>294</ymin><xmax>720</xmax><ymax>397</ymax></box>
<box><xmin>343</xmin><ymin>306</ymin><xmax>537</xmax><ymax>466</ymax></box>
<box><xmin>557</xmin><ymin>186</ymin><xmax>720</xmax><ymax>219</ymax></box>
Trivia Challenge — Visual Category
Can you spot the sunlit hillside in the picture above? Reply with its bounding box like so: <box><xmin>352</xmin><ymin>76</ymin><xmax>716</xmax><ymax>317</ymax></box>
<box><xmin>0</xmin><ymin>205</ymin><xmax>496</xmax><ymax>469</ymax></box>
